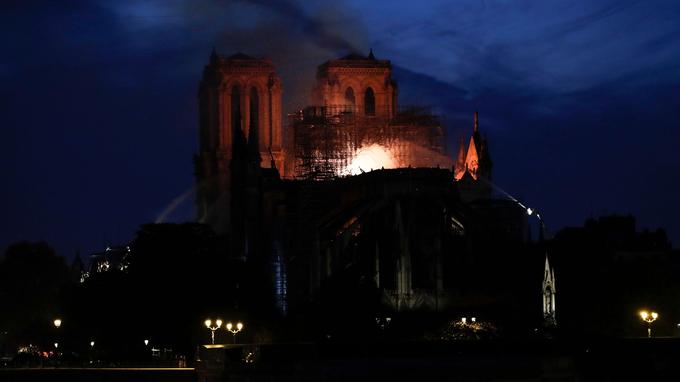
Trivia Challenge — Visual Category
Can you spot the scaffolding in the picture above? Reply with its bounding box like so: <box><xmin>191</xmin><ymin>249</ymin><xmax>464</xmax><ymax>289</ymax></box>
<box><xmin>291</xmin><ymin>105</ymin><xmax>447</xmax><ymax>180</ymax></box>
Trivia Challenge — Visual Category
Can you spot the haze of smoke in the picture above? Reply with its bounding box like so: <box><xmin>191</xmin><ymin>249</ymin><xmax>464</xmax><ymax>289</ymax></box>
<box><xmin>238</xmin><ymin>0</ymin><xmax>362</xmax><ymax>54</ymax></box>
<box><xmin>214</xmin><ymin>0</ymin><xmax>368</xmax><ymax>112</ymax></box>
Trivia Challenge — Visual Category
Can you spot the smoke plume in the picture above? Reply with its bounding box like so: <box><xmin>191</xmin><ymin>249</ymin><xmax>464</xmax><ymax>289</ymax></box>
<box><xmin>212</xmin><ymin>0</ymin><xmax>368</xmax><ymax>112</ymax></box>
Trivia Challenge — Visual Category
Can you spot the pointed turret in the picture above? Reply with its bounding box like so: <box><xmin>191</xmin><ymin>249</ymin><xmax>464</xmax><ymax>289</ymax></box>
<box><xmin>368</xmin><ymin>48</ymin><xmax>375</xmax><ymax>60</ymax></box>
<box><xmin>478</xmin><ymin>132</ymin><xmax>493</xmax><ymax>182</ymax></box>
<box><xmin>465</xmin><ymin>135</ymin><xmax>480</xmax><ymax>179</ymax></box>
<box><xmin>210</xmin><ymin>47</ymin><xmax>219</xmax><ymax>65</ymax></box>
<box><xmin>474</xmin><ymin>111</ymin><xmax>479</xmax><ymax>133</ymax></box>
<box><xmin>454</xmin><ymin>112</ymin><xmax>492</xmax><ymax>182</ymax></box>
<box><xmin>542</xmin><ymin>253</ymin><xmax>557</xmax><ymax>326</ymax></box>
<box><xmin>454</xmin><ymin>137</ymin><xmax>467</xmax><ymax>180</ymax></box>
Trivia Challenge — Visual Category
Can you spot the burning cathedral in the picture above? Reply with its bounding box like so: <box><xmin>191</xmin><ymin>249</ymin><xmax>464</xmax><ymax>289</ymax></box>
<box><xmin>194</xmin><ymin>50</ymin><xmax>552</xmax><ymax>331</ymax></box>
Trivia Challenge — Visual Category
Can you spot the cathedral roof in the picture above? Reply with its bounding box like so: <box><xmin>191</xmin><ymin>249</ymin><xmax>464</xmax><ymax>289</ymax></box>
<box><xmin>320</xmin><ymin>50</ymin><xmax>390</xmax><ymax>70</ymax></box>
<box><xmin>206</xmin><ymin>51</ymin><xmax>274</xmax><ymax>71</ymax></box>
<box><xmin>339</xmin><ymin>49</ymin><xmax>376</xmax><ymax>61</ymax></box>
<box><xmin>339</xmin><ymin>52</ymin><xmax>371</xmax><ymax>60</ymax></box>
<box><xmin>228</xmin><ymin>52</ymin><xmax>257</xmax><ymax>60</ymax></box>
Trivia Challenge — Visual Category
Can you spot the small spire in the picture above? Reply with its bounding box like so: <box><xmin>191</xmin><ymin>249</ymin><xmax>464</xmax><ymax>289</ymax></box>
<box><xmin>210</xmin><ymin>47</ymin><xmax>219</xmax><ymax>63</ymax></box>
<box><xmin>474</xmin><ymin>111</ymin><xmax>479</xmax><ymax>133</ymax></box>
<box><xmin>368</xmin><ymin>48</ymin><xmax>375</xmax><ymax>60</ymax></box>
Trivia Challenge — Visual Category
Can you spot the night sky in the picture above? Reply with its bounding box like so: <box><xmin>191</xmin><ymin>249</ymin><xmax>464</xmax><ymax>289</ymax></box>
<box><xmin>2</xmin><ymin>0</ymin><xmax>680</xmax><ymax>259</ymax></box>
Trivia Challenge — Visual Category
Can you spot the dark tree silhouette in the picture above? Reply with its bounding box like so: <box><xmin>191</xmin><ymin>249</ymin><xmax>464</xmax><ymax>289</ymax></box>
<box><xmin>0</xmin><ymin>241</ymin><xmax>69</xmax><ymax>352</ymax></box>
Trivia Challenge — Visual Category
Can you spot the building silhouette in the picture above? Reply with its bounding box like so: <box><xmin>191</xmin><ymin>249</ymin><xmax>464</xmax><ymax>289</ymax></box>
<box><xmin>194</xmin><ymin>50</ymin><xmax>543</xmax><ymax>331</ymax></box>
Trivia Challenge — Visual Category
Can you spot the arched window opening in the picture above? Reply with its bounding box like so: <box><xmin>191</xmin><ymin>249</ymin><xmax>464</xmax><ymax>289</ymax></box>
<box><xmin>250</xmin><ymin>87</ymin><xmax>259</xmax><ymax>139</ymax></box>
<box><xmin>231</xmin><ymin>85</ymin><xmax>241</xmax><ymax>133</ymax></box>
<box><xmin>345</xmin><ymin>87</ymin><xmax>355</xmax><ymax>108</ymax></box>
<box><xmin>364</xmin><ymin>87</ymin><xmax>375</xmax><ymax>116</ymax></box>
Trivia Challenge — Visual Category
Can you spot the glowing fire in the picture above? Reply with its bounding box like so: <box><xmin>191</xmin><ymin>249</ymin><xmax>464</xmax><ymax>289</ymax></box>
<box><xmin>344</xmin><ymin>144</ymin><xmax>396</xmax><ymax>175</ymax></box>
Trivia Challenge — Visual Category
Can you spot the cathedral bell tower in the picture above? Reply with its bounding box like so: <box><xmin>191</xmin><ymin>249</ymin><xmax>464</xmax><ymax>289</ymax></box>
<box><xmin>312</xmin><ymin>50</ymin><xmax>397</xmax><ymax>119</ymax></box>
<box><xmin>194</xmin><ymin>50</ymin><xmax>283</xmax><ymax>232</ymax></box>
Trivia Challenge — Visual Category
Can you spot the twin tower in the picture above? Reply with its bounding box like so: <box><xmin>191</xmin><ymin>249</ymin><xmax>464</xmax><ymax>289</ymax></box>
<box><xmin>194</xmin><ymin>51</ymin><xmax>284</xmax><ymax>228</ymax></box>
<box><xmin>196</xmin><ymin>50</ymin><xmax>284</xmax><ymax>177</ymax></box>
<box><xmin>194</xmin><ymin>50</ymin><xmax>400</xmax><ymax>227</ymax></box>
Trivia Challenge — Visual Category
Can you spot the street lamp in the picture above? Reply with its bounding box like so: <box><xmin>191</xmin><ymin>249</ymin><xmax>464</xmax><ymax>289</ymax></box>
<box><xmin>640</xmin><ymin>310</ymin><xmax>658</xmax><ymax>338</ymax></box>
<box><xmin>53</xmin><ymin>318</ymin><xmax>62</xmax><ymax>350</ymax></box>
<box><xmin>225</xmin><ymin>322</ymin><xmax>243</xmax><ymax>344</ymax></box>
<box><xmin>204</xmin><ymin>319</ymin><xmax>222</xmax><ymax>345</ymax></box>
<box><xmin>375</xmin><ymin>317</ymin><xmax>392</xmax><ymax>332</ymax></box>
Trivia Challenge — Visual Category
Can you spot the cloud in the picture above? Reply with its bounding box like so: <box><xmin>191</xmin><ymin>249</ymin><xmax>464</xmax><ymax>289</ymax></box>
<box><xmin>2</xmin><ymin>0</ymin><xmax>680</xmax><ymax>257</ymax></box>
<box><xmin>349</xmin><ymin>0</ymin><xmax>680</xmax><ymax>100</ymax></box>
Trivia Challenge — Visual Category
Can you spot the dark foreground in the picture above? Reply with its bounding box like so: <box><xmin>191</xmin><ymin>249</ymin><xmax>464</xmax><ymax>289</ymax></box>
<box><xmin>3</xmin><ymin>338</ymin><xmax>680</xmax><ymax>381</ymax></box>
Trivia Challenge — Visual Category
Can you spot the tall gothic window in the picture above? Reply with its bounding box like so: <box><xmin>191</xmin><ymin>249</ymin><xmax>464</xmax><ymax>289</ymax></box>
<box><xmin>231</xmin><ymin>85</ymin><xmax>241</xmax><ymax>133</ymax></box>
<box><xmin>364</xmin><ymin>87</ymin><xmax>375</xmax><ymax>116</ymax></box>
<box><xmin>345</xmin><ymin>87</ymin><xmax>355</xmax><ymax>108</ymax></box>
<box><xmin>250</xmin><ymin>87</ymin><xmax>259</xmax><ymax>141</ymax></box>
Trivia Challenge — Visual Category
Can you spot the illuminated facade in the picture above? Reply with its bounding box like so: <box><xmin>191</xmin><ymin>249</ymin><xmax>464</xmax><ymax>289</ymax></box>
<box><xmin>312</xmin><ymin>50</ymin><xmax>397</xmax><ymax>119</ymax></box>
<box><xmin>193</xmin><ymin>50</ymin><xmax>544</xmax><ymax>328</ymax></box>
<box><xmin>195</xmin><ymin>51</ymin><xmax>284</xmax><ymax>231</ymax></box>
<box><xmin>291</xmin><ymin>52</ymin><xmax>451</xmax><ymax>180</ymax></box>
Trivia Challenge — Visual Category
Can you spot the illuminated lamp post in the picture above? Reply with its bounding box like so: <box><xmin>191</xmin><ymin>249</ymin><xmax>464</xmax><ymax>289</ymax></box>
<box><xmin>53</xmin><ymin>318</ymin><xmax>62</xmax><ymax>351</ymax></box>
<box><xmin>225</xmin><ymin>322</ymin><xmax>244</xmax><ymax>344</ymax></box>
<box><xmin>375</xmin><ymin>317</ymin><xmax>392</xmax><ymax>332</ymax></box>
<box><xmin>204</xmin><ymin>319</ymin><xmax>222</xmax><ymax>345</ymax></box>
<box><xmin>640</xmin><ymin>310</ymin><xmax>658</xmax><ymax>338</ymax></box>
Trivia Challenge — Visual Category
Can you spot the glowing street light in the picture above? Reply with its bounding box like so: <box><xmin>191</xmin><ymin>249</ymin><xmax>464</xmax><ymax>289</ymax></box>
<box><xmin>225</xmin><ymin>322</ymin><xmax>243</xmax><ymax>344</ymax></box>
<box><xmin>204</xmin><ymin>319</ymin><xmax>223</xmax><ymax>345</ymax></box>
<box><xmin>640</xmin><ymin>310</ymin><xmax>659</xmax><ymax>338</ymax></box>
<box><xmin>375</xmin><ymin>317</ymin><xmax>392</xmax><ymax>332</ymax></box>
<box><xmin>53</xmin><ymin>318</ymin><xmax>62</xmax><ymax>350</ymax></box>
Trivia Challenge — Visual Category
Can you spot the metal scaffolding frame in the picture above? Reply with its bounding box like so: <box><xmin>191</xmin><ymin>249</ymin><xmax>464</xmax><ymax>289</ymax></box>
<box><xmin>291</xmin><ymin>105</ymin><xmax>446</xmax><ymax>180</ymax></box>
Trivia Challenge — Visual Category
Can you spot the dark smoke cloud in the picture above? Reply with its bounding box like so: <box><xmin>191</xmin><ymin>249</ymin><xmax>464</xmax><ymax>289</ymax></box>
<box><xmin>212</xmin><ymin>0</ymin><xmax>368</xmax><ymax>111</ymax></box>
<box><xmin>238</xmin><ymin>0</ymin><xmax>362</xmax><ymax>54</ymax></box>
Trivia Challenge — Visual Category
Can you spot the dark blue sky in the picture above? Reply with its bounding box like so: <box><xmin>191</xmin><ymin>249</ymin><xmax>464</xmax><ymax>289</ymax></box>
<box><xmin>2</xmin><ymin>0</ymin><xmax>680</xmax><ymax>258</ymax></box>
